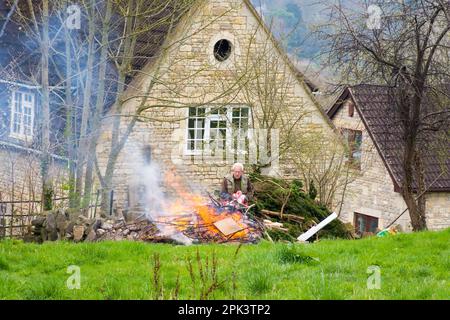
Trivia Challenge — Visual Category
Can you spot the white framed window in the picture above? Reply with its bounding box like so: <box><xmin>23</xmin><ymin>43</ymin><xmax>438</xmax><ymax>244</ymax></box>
<box><xmin>185</xmin><ymin>105</ymin><xmax>250</xmax><ymax>157</ymax></box>
<box><xmin>10</xmin><ymin>90</ymin><xmax>35</xmax><ymax>141</ymax></box>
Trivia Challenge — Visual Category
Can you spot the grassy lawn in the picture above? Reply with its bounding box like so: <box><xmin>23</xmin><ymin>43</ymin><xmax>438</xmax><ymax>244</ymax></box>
<box><xmin>0</xmin><ymin>228</ymin><xmax>448</xmax><ymax>300</ymax></box>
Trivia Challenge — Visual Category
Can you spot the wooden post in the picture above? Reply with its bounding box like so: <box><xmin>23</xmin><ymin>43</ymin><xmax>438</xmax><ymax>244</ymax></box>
<box><xmin>93</xmin><ymin>189</ymin><xmax>100</xmax><ymax>218</ymax></box>
<box><xmin>0</xmin><ymin>203</ymin><xmax>5</xmax><ymax>239</ymax></box>
<box><xmin>109</xmin><ymin>189</ymin><xmax>114</xmax><ymax>217</ymax></box>
<box><xmin>10</xmin><ymin>202</ymin><xmax>14</xmax><ymax>238</ymax></box>
<box><xmin>0</xmin><ymin>192</ymin><xmax>4</xmax><ymax>239</ymax></box>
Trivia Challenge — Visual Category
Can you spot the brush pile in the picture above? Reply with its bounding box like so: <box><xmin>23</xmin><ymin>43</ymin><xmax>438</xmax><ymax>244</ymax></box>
<box><xmin>250</xmin><ymin>173</ymin><xmax>354</xmax><ymax>241</ymax></box>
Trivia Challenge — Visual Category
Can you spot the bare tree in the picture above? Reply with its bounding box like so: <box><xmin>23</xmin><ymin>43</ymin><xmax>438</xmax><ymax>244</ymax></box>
<box><xmin>318</xmin><ymin>0</ymin><xmax>450</xmax><ymax>230</ymax></box>
<box><xmin>290</xmin><ymin>131</ymin><xmax>354</xmax><ymax>209</ymax></box>
<box><xmin>15</xmin><ymin>0</ymin><xmax>54</xmax><ymax>210</ymax></box>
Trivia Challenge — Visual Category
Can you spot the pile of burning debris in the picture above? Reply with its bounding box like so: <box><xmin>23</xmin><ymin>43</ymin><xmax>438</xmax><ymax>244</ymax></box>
<box><xmin>26</xmin><ymin>193</ymin><xmax>264</xmax><ymax>244</ymax></box>
<box><xmin>148</xmin><ymin>192</ymin><xmax>264</xmax><ymax>244</ymax></box>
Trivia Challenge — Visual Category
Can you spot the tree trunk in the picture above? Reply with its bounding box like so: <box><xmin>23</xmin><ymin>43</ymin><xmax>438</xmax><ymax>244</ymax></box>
<box><xmin>83</xmin><ymin>0</ymin><xmax>113</xmax><ymax>206</ymax></box>
<box><xmin>64</xmin><ymin>0</ymin><xmax>77</xmax><ymax>208</ymax></box>
<box><xmin>401</xmin><ymin>111</ymin><xmax>427</xmax><ymax>231</ymax></box>
<box><xmin>40</xmin><ymin>0</ymin><xmax>53</xmax><ymax>210</ymax></box>
<box><xmin>75</xmin><ymin>0</ymin><xmax>96</xmax><ymax>209</ymax></box>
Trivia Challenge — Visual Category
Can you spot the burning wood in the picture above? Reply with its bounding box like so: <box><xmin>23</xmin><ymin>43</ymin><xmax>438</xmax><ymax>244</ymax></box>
<box><xmin>137</xmin><ymin>168</ymin><xmax>263</xmax><ymax>244</ymax></box>
<box><xmin>153</xmin><ymin>198</ymin><xmax>263</xmax><ymax>244</ymax></box>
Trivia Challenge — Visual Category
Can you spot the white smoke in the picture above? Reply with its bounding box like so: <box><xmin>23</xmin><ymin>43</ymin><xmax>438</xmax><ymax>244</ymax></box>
<box><xmin>133</xmin><ymin>161</ymin><xmax>193</xmax><ymax>245</ymax></box>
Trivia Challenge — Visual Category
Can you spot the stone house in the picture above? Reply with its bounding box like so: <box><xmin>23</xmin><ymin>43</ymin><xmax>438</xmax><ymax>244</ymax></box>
<box><xmin>95</xmin><ymin>0</ymin><xmax>337</xmax><ymax>214</ymax></box>
<box><xmin>327</xmin><ymin>85</ymin><xmax>450</xmax><ymax>232</ymax></box>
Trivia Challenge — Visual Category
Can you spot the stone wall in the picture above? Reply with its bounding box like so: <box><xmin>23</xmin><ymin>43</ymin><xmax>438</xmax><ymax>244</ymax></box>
<box><xmin>426</xmin><ymin>193</ymin><xmax>450</xmax><ymax>230</ymax></box>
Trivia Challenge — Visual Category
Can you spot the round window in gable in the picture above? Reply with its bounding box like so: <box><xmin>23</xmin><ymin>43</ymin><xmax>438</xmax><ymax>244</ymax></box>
<box><xmin>213</xmin><ymin>39</ymin><xmax>232</xmax><ymax>62</ymax></box>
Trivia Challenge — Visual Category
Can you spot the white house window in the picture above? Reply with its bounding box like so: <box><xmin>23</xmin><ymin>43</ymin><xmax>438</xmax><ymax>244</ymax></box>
<box><xmin>10</xmin><ymin>90</ymin><xmax>35</xmax><ymax>140</ymax></box>
<box><xmin>186</xmin><ymin>106</ymin><xmax>250</xmax><ymax>156</ymax></box>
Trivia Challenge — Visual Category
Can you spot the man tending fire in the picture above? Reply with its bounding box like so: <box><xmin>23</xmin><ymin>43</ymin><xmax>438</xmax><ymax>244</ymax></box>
<box><xmin>221</xmin><ymin>163</ymin><xmax>254</xmax><ymax>205</ymax></box>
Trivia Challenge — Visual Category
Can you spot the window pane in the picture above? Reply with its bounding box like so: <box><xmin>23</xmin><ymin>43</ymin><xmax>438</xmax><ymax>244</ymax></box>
<box><xmin>189</xmin><ymin>107</ymin><xmax>196</xmax><ymax>117</ymax></box>
<box><xmin>369</xmin><ymin>218</ymin><xmax>378</xmax><ymax>233</ymax></box>
<box><xmin>241</xmin><ymin>108</ymin><xmax>249</xmax><ymax>117</ymax></box>
<box><xmin>211</xmin><ymin>107</ymin><xmax>226</xmax><ymax>115</ymax></box>
<box><xmin>195</xmin><ymin>140</ymin><xmax>205</xmax><ymax>150</ymax></box>
<box><xmin>197</xmin><ymin>108</ymin><xmax>206</xmax><ymax>117</ymax></box>
<box><xmin>352</xmin><ymin>131</ymin><xmax>362</xmax><ymax>161</ymax></box>
<box><xmin>219</xmin><ymin>128</ymin><xmax>226</xmax><ymax>138</ymax></box>
<box><xmin>13</xmin><ymin>112</ymin><xmax>21</xmax><ymax>133</ymax></box>
<box><xmin>195</xmin><ymin>119</ymin><xmax>205</xmax><ymax>129</ymax></box>
<box><xmin>355</xmin><ymin>132</ymin><xmax>362</xmax><ymax>148</ymax></box>
<box><xmin>188</xmin><ymin>129</ymin><xmax>195</xmax><ymax>140</ymax></box>
<box><xmin>195</xmin><ymin>129</ymin><xmax>204</xmax><ymax>139</ymax></box>
<box><xmin>15</xmin><ymin>100</ymin><xmax>22</xmax><ymax>113</ymax></box>
<box><xmin>357</xmin><ymin>216</ymin><xmax>365</xmax><ymax>233</ymax></box>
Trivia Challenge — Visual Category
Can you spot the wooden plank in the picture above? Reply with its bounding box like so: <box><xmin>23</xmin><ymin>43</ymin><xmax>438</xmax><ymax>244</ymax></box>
<box><xmin>297</xmin><ymin>212</ymin><xmax>338</xmax><ymax>242</ymax></box>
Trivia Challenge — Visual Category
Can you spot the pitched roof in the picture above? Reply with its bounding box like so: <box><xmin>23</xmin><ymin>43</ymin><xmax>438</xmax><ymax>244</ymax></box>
<box><xmin>327</xmin><ymin>84</ymin><xmax>450</xmax><ymax>192</ymax></box>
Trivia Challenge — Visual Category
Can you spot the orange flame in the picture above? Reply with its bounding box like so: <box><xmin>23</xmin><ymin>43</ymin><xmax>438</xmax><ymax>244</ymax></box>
<box><xmin>157</xmin><ymin>165</ymin><xmax>255</xmax><ymax>242</ymax></box>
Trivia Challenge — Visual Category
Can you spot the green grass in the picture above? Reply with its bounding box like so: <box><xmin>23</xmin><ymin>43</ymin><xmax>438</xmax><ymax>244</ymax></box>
<box><xmin>0</xmin><ymin>229</ymin><xmax>448</xmax><ymax>299</ymax></box>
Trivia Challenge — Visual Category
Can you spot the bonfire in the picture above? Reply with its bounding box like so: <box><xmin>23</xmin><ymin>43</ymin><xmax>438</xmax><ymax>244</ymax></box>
<box><xmin>143</xmin><ymin>168</ymin><xmax>263</xmax><ymax>244</ymax></box>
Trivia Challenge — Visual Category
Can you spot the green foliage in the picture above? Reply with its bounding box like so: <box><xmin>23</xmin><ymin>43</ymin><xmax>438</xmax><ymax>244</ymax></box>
<box><xmin>43</xmin><ymin>187</ymin><xmax>54</xmax><ymax>211</ymax></box>
<box><xmin>308</xmin><ymin>181</ymin><xmax>317</xmax><ymax>200</ymax></box>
